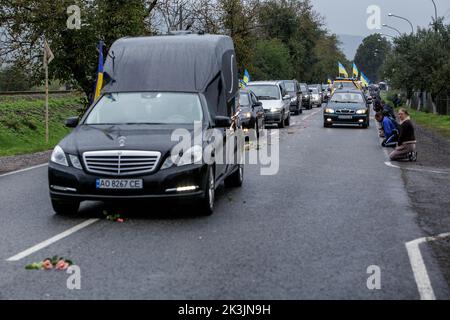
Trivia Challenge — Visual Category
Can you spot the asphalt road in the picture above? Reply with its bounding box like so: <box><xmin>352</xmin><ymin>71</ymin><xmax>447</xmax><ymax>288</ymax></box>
<box><xmin>1</xmin><ymin>106</ymin><xmax>449</xmax><ymax>299</ymax></box>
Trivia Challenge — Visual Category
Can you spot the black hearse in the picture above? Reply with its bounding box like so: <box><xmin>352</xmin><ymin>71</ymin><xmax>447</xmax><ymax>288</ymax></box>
<box><xmin>48</xmin><ymin>33</ymin><xmax>243</xmax><ymax>215</ymax></box>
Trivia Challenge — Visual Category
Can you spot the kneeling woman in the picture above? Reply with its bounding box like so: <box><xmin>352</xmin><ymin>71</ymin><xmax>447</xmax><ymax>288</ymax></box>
<box><xmin>389</xmin><ymin>108</ymin><xmax>417</xmax><ymax>162</ymax></box>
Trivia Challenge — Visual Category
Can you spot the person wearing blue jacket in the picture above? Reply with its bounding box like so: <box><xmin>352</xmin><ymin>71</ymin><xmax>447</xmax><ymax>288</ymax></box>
<box><xmin>375</xmin><ymin>112</ymin><xmax>398</xmax><ymax>147</ymax></box>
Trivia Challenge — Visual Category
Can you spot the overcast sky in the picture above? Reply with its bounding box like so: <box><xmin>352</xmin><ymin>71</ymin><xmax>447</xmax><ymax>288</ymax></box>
<box><xmin>309</xmin><ymin>0</ymin><xmax>450</xmax><ymax>36</ymax></box>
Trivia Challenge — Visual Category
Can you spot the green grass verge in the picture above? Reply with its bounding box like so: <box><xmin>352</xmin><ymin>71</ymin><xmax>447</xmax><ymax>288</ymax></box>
<box><xmin>383</xmin><ymin>91</ymin><xmax>450</xmax><ymax>139</ymax></box>
<box><xmin>0</xmin><ymin>95</ymin><xmax>84</xmax><ymax>157</ymax></box>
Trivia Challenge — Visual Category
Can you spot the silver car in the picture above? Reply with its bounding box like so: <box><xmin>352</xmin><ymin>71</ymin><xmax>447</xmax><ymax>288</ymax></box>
<box><xmin>247</xmin><ymin>81</ymin><xmax>291</xmax><ymax>128</ymax></box>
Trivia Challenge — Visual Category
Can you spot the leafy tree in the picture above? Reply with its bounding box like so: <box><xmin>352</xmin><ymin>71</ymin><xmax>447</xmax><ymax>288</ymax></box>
<box><xmin>354</xmin><ymin>33</ymin><xmax>391</xmax><ymax>83</ymax></box>
<box><xmin>0</xmin><ymin>0</ymin><xmax>158</xmax><ymax>100</ymax></box>
<box><xmin>0</xmin><ymin>65</ymin><xmax>31</xmax><ymax>91</ymax></box>
<box><xmin>252</xmin><ymin>39</ymin><xmax>294</xmax><ymax>80</ymax></box>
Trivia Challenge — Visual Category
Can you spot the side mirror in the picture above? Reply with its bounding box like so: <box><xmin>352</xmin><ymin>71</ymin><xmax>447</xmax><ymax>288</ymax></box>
<box><xmin>214</xmin><ymin>116</ymin><xmax>232</xmax><ymax>128</ymax></box>
<box><xmin>309</xmin><ymin>89</ymin><xmax>313</xmax><ymax>93</ymax></box>
<box><xmin>283</xmin><ymin>95</ymin><xmax>291</xmax><ymax>100</ymax></box>
<box><xmin>65</xmin><ymin>116</ymin><xmax>79</xmax><ymax>128</ymax></box>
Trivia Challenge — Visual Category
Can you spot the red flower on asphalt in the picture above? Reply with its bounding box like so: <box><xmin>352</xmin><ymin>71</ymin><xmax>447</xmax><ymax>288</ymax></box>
<box><xmin>116</xmin><ymin>218</ymin><xmax>124</xmax><ymax>223</ymax></box>
<box><xmin>42</xmin><ymin>260</ymin><xmax>53</xmax><ymax>270</ymax></box>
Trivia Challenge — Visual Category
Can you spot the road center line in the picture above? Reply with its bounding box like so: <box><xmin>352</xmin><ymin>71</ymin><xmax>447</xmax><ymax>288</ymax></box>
<box><xmin>6</xmin><ymin>218</ymin><xmax>100</xmax><ymax>262</ymax></box>
<box><xmin>0</xmin><ymin>163</ymin><xmax>48</xmax><ymax>178</ymax></box>
<box><xmin>405</xmin><ymin>232</ymin><xmax>450</xmax><ymax>300</ymax></box>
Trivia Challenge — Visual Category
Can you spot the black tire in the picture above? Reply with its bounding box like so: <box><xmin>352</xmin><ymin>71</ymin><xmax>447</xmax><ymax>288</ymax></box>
<box><xmin>199</xmin><ymin>167</ymin><xmax>215</xmax><ymax>216</ymax></box>
<box><xmin>51</xmin><ymin>199</ymin><xmax>80</xmax><ymax>215</ymax></box>
<box><xmin>285</xmin><ymin>114</ymin><xmax>290</xmax><ymax>126</ymax></box>
<box><xmin>278</xmin><ymin>113</ymin><xmax>285</xmax><ymax>128</ymax></box>
<box><xmin>224</xmin><ymin>164</ymin><xmax>244</xmax><ymax>188</ymax></box>
<box><xmin>324</xmin><ymin>122</ymin><xmax>331</xmax><ymax>128</ymax></box>
<box><xmin>299</xmin><ymin>106</ymin><xmax>303</xmax><ymax>114</ymax></box>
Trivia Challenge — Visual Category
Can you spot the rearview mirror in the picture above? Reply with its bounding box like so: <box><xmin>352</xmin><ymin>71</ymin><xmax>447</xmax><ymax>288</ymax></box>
<box><xmin>214</xmin><ymin>116</ymin><xmax>231</xmax><ymax>128</ymax></box>
<box><xmin>65</xmin><ymin>117</ymin><xmax>79</xmax><ymax>128</ymax></box>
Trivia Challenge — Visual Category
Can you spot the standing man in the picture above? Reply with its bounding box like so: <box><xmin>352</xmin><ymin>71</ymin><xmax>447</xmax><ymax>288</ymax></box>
<box><xmin>389</xmin><ymin>109</ymin><xmax>417</xmax><ymax>162</ymax></box>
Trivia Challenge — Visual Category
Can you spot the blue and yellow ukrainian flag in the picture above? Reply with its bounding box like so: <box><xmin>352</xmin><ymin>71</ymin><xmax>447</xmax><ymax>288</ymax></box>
<box><xmin>360</xmin><ymin>71</ymin><xmax>370</xmax><ymax>87</ymax></box>
<box><xmin>352</xmin><ymin>63</ymin><xmax>360</xmax><ymax>79</ymax></box>
<box><xmin>94</xmin><ymin>41</ymin><xmax>104</xmax><ymax>100</ymax></box>
<box><xmin>243</xmin><ymin>69</ymin><xmax>250</xmax><ymax>85</ymax></box>
<box><xmin>338</xmin><ymin>62</ymin><xmax>348</xmax><ymax>78</ymax></box>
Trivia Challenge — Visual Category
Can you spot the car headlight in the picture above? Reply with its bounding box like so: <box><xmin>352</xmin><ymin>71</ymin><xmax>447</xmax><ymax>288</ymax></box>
<box><xmin>161</xmin><ymin>145</ymin><xmax>203</xmax><ymax>169</ymax></box>
<box><xmin>270</xmin><ymin>108</ymin><xmax>282</xmax><ymax>112</ymax></box>
<box><xmin>69</xmin><ymin>155</ymin><xmax>82</xmax><ymax>170</ymax></box>
<box><xmin>51</xmin><ymin>145</ymin><xmax>68</xmax><ymax>167</ymax></box>
<box><xmin>290</xmin><ymin>97</ymin><xmax>297</xmax><ymax>102</ymax></box>
<box><xmin>304</xmin><ymin>95</ymin><xmax>309</xmax><ymax>98</ymax></box>
<box><xmin>325</xmin><ymin>108</ymin><xmax>335</xmax><ymax>114</ymax></box>
<box><xmin>244</xmin><ymin>112</ymin><xmax>252</xmax><ymax>118</ymax></box>
<box><xmin>356</xmin><ymin>109</ymin><xmax>367</xmax><ymax>114</ymax></box>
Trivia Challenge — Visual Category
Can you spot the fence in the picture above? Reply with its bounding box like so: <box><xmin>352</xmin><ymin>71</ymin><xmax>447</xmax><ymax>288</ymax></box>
<box><xmin>408</xmin><ymin>91</ymin><xmax>450</xmax><ymax>116</ymax></box>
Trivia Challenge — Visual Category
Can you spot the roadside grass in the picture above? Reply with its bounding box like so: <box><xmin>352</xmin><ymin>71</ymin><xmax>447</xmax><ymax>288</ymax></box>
<box><xmin>383</xmin><ymin>91</ymin><xmax>450</xmax><ymax>139</ymax></box>
<box><xmin>0</xmin><ymin>95</ymin><xmax>84</xmax><ymax>157</ymax></box>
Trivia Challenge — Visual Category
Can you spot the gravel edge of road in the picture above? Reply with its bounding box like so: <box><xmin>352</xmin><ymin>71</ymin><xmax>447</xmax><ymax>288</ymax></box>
<box><xmin>399</xmin><ymin>121</ymin><xmax>450</xmax><ymax>293</ymax></box>
<box><xmin>0</xmin><ymin>150</ymin><xmax>51</xmax><ymax>175</ymax></box>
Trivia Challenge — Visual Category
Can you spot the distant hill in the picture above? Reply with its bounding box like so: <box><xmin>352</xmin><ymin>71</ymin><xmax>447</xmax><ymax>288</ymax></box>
<box><xmin>337</xmin><ymin>34</ymin><xmax>365</xmax><ymax>61</ymax></box>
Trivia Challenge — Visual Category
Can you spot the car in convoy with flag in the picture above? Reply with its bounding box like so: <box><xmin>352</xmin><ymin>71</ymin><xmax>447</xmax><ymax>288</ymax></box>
<box><xmin>48</xmin><ymin>33</ymin><xmax>243</xmax><ymax>216</ymax></box>
<box><xmin>247</xmin><ymin>81</ymin><xmax>291</xmax><ymax>128</ymax></box>
<box><xmin>323</xmin><ymin>89</ymin><xmax>370</xmax><ymax>128</ymax></box>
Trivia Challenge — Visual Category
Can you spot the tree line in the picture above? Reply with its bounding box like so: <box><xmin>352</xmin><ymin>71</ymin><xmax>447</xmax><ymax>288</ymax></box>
<box><xmin>0</xmin><ymin>0</ymin><xmax>348</xmax><ymax>99</ymax></box>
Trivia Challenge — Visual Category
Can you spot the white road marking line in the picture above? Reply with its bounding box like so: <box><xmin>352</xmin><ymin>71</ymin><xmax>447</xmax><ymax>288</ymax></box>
<box><xmin>405</xmin><ymin>232</ymin><xmax>450</xmax><ymax>300</ymax></box>
<box><xmin>0</xmin><ymin>163</ymin><xmax>48</xmax><ymax>178</ymax></box>
<box><xmin>384</xmin><ymin>161</ymin><xmax>450</xmax><ymax>175</ymax></box>
<box><xmin>6</xmin><ymin>218</ymin><xmax>100</xmax><ymax>262</ymax></box>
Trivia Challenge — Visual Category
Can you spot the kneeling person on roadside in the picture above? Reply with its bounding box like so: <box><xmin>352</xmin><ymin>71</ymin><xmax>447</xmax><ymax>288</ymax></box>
<box><xmin>375</xmin><ymin>112</ymin><xmax>398</xmax><ymax>148</ymax></box>
<box><xmin>389</xmin><ymin>109</ymin><xmax>417</xmax><ymax>162</ymax></box>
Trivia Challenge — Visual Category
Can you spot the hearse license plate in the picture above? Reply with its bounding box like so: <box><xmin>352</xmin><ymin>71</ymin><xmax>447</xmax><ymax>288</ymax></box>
<box><xmin>338</xmin><ymin>115</ymin><xmax>353</xmax><ymax>120</ymax></box>
<box><xmin>96</xmin><ymin>179</ymin><xmax>143</xmax><ymax>190</ymax></box>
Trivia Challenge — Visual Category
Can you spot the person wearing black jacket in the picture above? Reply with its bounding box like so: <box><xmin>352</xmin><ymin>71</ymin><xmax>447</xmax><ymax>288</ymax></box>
<box><xmin>389</xmin><ymin>109</ymin><xmax>417</xmax><ymax>161</ymax></box>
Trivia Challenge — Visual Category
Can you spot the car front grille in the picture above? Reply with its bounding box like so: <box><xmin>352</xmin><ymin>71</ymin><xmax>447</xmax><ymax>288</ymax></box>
<box><xmin>336</xmin><ymin>109</ymin><xmax>356</xmax><ymax>114</ymax></box>
<box><xmin>83</xmin><ymin>150</ymin><xmax>161</xmax><ymax>176</ymax></box>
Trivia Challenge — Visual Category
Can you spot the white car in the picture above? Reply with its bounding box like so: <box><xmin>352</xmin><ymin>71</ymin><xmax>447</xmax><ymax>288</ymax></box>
<box><xmin>247</xmin><ymin>81</ymin><xmax>291</xmax><ymax>128</ymax></box>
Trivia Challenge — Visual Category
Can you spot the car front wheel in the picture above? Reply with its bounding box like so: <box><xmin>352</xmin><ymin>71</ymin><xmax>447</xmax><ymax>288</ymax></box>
<box><xmin>199</xmin><ymin>167</ymin><xmax>215</xmax><ymax>216</ymax></box>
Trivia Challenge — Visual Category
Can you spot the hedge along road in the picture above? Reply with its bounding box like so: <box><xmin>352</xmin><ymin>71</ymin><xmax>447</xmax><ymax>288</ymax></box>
<box><xmin>0</xmin><ymin>107</ymin><xmax>449</xmax><ymax>299</ymax></box>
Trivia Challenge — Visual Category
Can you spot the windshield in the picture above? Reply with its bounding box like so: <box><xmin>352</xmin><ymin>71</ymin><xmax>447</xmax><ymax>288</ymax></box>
<box><xmin>335</xmin><ymin>82</ymin><xmax>357</xmax><ymax>89</ymax></box>
<box><xmin>239</xmin><ymin>93</ymin><xmax>250</xmax><ymax>106</ymax></box>
<box><xmin>284</xmin><ymin>82</ymin><xmax>296</xmax><ymax>92</ymax></box>
<box><xmin>311</xmin><ymin>88</ymin><xmax>319</xmax><ymax>94</ymax></box>
<box><xmin>300</xmin><ymin>85</ymin><xmax>307</xmax><ymax>93</ymax></box>
<box><xmin>247</xmin><ymin>85</ymin><xmax>280</xmax><ymax>100</ymax></box>
<box><xmin>330</xmin><ymin>92</ymin><xmax>364</xmax><ymax>103</ymax></box>
<box><xmin>85</xmin><ymin>92</ymin><xmax>203</xmax><ymax>125</ymax></box>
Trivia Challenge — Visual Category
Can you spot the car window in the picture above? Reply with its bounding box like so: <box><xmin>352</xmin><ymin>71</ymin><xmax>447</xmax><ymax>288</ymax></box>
<box><xmin>85</xmin><ymin>92</ymin><xmax>203</xmax><ymax>125</ymax></box>
<box><xmin>330</xmin><ymin>92</ymin><xmax>364</xmax><ymax>103</ymax></box>
<box><xmin>247</xmin><ymin>85</ymin><xmax>281</xmax><ymax>100</ymax></box>
<box><xmin>239</xmin><ymin>93</ymin><xmax>250</xmax><ymax>106</ymax></box>
<box><xmin>284</xmin><ymin>82</ymin><xmax>296</xmax><ymax>92</ymax></box>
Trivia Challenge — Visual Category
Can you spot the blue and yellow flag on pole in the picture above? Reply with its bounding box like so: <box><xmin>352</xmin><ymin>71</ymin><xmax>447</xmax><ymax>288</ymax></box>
<box><xmin>338</xmin><ymin>62</ymin><xmax>348</xmax><ymax>78</ymax></box>
<box><xmin>240</xmin><ymin>69</ymin><xmax>251</xmax><ymax>89</ymax></box>
<box><xmin>360</xmin><ymin>71</ymin><xmax>370</xmax><ymax>87</ymax></box>
<box><xmin>352</xmin><ymin>63</ymin><xmax>360</xmax><ymax>79</ymax></box>
<box><xmin>94</xmin><ymin>41</ymin><xmax>104</xmax><ymax>101</ymax></box>
<box><xmin>243</xmin><ymin>69</ymin><xmax>251</xmax><ymax>85</ymax></box>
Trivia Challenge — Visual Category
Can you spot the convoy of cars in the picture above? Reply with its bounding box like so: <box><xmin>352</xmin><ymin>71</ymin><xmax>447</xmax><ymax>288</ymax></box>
<box><xmin>48</xmin><ymin>32</ymin><xmax>373</xmax><ymax>216</ymax></box>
